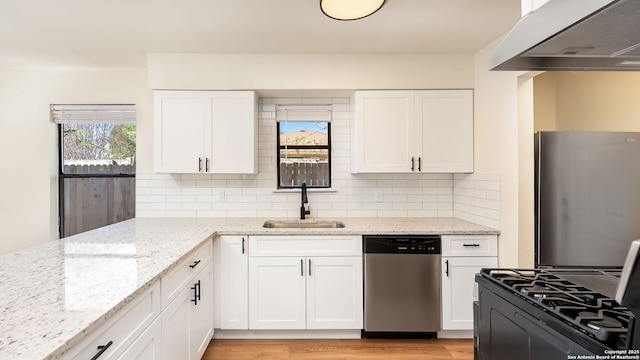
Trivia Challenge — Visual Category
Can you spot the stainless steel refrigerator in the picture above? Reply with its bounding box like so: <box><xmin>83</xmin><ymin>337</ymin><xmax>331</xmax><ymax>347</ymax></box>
<box><xmin>535</xmin><ymin>131</ymin><xmax>640</xmax><ymax>267</ymax></box>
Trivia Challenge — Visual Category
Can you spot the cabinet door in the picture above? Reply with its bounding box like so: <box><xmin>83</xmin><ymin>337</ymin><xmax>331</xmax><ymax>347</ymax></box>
<box><xmin>190</xmin><ymin>262</ymin><xmax>213</xmax><ymax>360</ymax></box>
<box><xmin>154</xmin><ymin>91</ymin><xmax>206</xmax><ymax>173</ymax></box>
<box><xmin>441</xmin><ymin>256</ymin><xmax>497</xmax><ymax>330</ymax></box>
<box><xmin>352</xmin><ymin>90</ymin><xmax>416</xmax><ymax>173</ymax></box>
<box><xmin>219</xmin><ymin>236</ymin><xmax>249</xmax><ymax>329</ymax></box>
<box><xmin>161</xmin><ymin>286</ymin><xmax>190</xmax><ymax>359</ymax></box>
<box><xmin>249</xmin><ymin>257</ymin><xmax>306</xmax><ymax>329</ymax></box>
<box><xmin>306</xmin><ymin>257</ymin><xmax>363</xmax><ymax>329</ymax></box>
<box><xmin>207</xmin><ymin>91</ymin><xmax>257</xmax><ymax>174</ymax></box>
<box><xmin>116</xmin><ymin>317</ymin><xmax>161</xmax><ymax>360</ymax></box>
<box><xmin>415</xmin><ymin>90</ymin><xmax>473</xmax><ymax>173</ymax></box>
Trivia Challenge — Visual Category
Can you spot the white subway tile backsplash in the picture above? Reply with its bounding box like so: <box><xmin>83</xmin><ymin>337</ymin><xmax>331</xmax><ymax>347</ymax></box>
<box><xmin>196</xmin><ymin>210</ymin><xmax>227</xmax><ymax>217</ymax></box>
<box><xmin>261</xmin><ymin>104</ymin><xmax>276</xmax><ymax>112</ymax></box>
<box><xmin>166</xmin><ymin>195</ymin><xmax>196</xmax><ymax>203</ymax></box>
<box><xmin>136</xmin><ymin>96</ymin><xmax>501</xmax><ymax>229</ymax></box>
<box><xmin>182</xmin><ymin>187</ymin><xmax>212</xmax><ymax>195</ymax></box>
<box><xmin>181</xmin><ymin>203</ymin><xmax>212</xmax><ymax>211</ymax></box>
<box><xmin>136</xmin><ymin>210</ymin><xmax>166</xmax><ymax>218</ymax></box>
<box><xmin>196</xmin><ymin>180</ymin><xmax>227</xmax><ymax>188</ymax></box>
<box><xmin>136</xmin><ymin>195</ymin><xmax>166</xmax><ymax>203</ymax></box>
<box><xmin>152</xmin><ymin>203</ymin><xmax>182</xmax><ymax>211</ymax></box>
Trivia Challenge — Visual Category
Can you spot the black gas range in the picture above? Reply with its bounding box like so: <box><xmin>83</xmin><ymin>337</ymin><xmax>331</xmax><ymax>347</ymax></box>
<box><xmin>474</xmin><ymin>267</ymin><xmax>640</xmax><ymax>359</ymax></box>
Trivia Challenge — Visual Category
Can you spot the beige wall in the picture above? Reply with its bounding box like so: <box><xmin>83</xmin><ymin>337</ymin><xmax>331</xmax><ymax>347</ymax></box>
<box><xmin>0</xmin><ymin>68</ymin><xmax>151</xmax><ymax>255</ymax></box>
<box><xmin>473</xmin><ymin>38</ymin><xmax>533</xmax><ymax>267</ymax></box>
<box><xmin>147</xmin><ymin>53</ymin><xmax>475</xmax><ymax>91</ymax></box>
<box><xmin>533</xmin><ymin>72</ymin><xmax>557</xmax><ymax>131</ymax></box>
<box><xmin>534</xmin><ymin>71</ymin><xmax>640</xmax><ymax>131</ymax></box>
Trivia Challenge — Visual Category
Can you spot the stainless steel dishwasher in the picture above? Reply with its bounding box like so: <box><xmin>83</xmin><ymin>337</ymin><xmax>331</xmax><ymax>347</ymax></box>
<box><xmin>363</xmin><ymin>235</ymin><xmax>441</xmax><ymax>337</ymax></box>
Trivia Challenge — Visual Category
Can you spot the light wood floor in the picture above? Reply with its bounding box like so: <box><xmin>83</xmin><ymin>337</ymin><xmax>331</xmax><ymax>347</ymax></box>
<box><xmin>202</xmin><ymin>339</ymin><xmax>474</xmax><ymax>359</ymax></box>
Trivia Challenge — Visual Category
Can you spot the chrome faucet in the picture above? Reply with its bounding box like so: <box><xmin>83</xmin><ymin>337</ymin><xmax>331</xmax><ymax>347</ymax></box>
<box><xmin>300</xmin><ymin>182</ymin><xmax>310</xmax><ymax>220</ymax></box>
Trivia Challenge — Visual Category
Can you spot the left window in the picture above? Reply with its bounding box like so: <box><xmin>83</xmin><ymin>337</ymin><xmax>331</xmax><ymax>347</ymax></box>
<box><xmin>53</xmin><ymin>105</ymin><xmax>136</xmax><ymax>237</ymax></box>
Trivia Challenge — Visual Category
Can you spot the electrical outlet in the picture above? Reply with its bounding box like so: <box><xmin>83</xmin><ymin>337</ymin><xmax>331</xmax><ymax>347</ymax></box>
<box><xmin>374</xmin><ymin>189</ymin><xmax>384</xmax><ymax>203</ymax></box>
<box><xmin>213</xmin><ymin>190</ymin><xmax>225</xmax><ymax>202</ymax></box>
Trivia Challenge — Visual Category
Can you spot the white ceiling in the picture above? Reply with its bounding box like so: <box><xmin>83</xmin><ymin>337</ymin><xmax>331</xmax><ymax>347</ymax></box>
<box><xmin>0</xmin><ymin>0</ymin><xmax>522</xmax><ymax>68</ymax></box>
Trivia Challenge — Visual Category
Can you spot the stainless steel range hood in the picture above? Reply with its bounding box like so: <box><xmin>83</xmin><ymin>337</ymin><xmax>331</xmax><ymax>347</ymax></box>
<box><xmin>490</xmin><ymin>0</ymin><xmax>640</xmax><ymax>71</ymax></box>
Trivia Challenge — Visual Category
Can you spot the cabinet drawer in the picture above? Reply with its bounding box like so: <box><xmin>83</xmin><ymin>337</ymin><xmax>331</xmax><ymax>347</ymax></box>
<box><xmin>441</xmin><ymin>235</ymin><xmax>497</xmax><ymax>257</ymax></box>
<box><xmin>61</xmin><ymin>281</ymin><xmax>161</xmax><ymax>360</ymax></box>
<box><xmin>161</xmin><ymin>239</ymin><xmax>212</xmax><ymax>308</ymax></box>
<box><xmin>249</xmin><ymin>235</ymin><xmax>362</xmax><ymax>257</ymax></box>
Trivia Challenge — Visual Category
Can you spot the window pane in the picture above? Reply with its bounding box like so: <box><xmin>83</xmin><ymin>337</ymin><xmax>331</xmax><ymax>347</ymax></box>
<box><xmin>62</xmin><ymin>123</ymin><xmax>136</xmax><ymax>174</ymax></box>
<box><xmin>278</xmin><ymin>121</ymin><xmax>330</xmax><ymax>188</ymax></box>
<box><xmin>279</xmin><ymin>149</ymin><xmax>330</xmax><ymax>187</ymax></box>
<box><xmin>279</xmin><ymin>121</ymin><xmax>328</xmax><ymax>146</ymax></box>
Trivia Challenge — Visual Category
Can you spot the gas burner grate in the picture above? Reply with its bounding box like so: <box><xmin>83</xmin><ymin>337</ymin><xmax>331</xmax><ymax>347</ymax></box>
<box><xmin>481</xmin><ymin>268</ymin><xmax>634</xmax><ymax>346</ymax></box>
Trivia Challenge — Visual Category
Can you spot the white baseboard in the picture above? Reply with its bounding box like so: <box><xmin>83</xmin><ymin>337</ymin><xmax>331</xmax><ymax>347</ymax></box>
<box><xmin>437</xmin><ymin>330</ymin><xmax>473</xmax><ymax>339</ymax></box>
<box><xmin>213</xmin><ymin>329</ymin><xmax>362</xmax><ymax>339</ymax></box>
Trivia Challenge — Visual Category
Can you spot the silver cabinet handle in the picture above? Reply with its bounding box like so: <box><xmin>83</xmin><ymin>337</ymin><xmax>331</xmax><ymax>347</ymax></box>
<box><xmin>198</xmin><ymin>157</ymin><xmax>203</xmax><ymax>172</ymax></box>
<box><xmin>300</xmin><ymin>259</ymin><xmax>304</xmax><ymax>276</ymax></box>
<box><xmin>411</xmin><ymin>157</ymin><xmax>415</xmax><ymax>171</ymax></box>
<box><xmin>308</xmin><ymin>259</ymin><xmax>311</xmax><ymax>276</ymax></box>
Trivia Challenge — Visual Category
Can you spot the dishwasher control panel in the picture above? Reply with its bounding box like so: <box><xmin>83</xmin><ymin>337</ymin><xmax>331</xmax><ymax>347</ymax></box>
<box><xmin>363</xmin><ymin>235</ymin><xmax>441</xmax><ymax>254</ymax></box>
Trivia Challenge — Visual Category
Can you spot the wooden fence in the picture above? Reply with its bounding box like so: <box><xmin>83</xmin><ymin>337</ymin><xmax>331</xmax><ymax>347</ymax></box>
<box><xmin>62</xmin><ymin>164</ymin><xmax>135</xmax><ymax>237</ymax></box>
<box><xmin>279</xmin><ymin>162</ymin><xmax>329</xmax><ymax>187</ymax></box>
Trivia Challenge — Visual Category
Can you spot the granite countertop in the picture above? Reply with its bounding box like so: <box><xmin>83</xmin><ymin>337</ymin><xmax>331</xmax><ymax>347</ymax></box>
<box><xmin>0</xmin><ymin>217</ymin><xmax>498</xmax><ymax>359</ymax></box>
<box><xmin>166</xmin><ymin>217</ymin><xmax>500</xmax><ymax>236</ymax></box>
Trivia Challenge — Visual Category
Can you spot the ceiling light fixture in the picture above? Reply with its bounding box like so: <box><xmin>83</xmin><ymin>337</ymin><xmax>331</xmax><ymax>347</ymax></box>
<box><xmin>320</xmin><ymin>0</ymin><xmax>386</xmax><ymax>21</ymax></box>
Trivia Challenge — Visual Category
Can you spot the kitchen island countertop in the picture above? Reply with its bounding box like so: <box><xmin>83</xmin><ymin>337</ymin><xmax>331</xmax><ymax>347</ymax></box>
<box><xmin>0</xmin><ymin>217</ymin><xmax>497</xmax><ymax>359</ymax></box>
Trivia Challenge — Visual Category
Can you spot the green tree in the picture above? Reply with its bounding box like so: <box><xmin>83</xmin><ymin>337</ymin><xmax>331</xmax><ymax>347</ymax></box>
<box><xmin>109</xmin><ymin>124</ymin><xmax>136</xmax><ymax>164</ymax></box>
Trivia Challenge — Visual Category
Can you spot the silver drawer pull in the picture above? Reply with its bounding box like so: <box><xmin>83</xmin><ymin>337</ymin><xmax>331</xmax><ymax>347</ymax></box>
<box><xmin>463</xmin><ymin>243</ymin><xmax>481</xmax><ymax>247</ymax></box>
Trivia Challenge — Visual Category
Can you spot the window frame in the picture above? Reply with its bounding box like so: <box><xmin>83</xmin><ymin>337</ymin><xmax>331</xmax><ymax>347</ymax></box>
<box><xmin>54</xmin><ymin>104</ymin><xmax>137</xmax><ymax>239</ymax></box>
<box><xmin>57</xmin><ymin>122</ymin><xmax>136</xmax><ymax>238</ymax></box>
<box><xmin>276</xmin><ymin>121</ymin><xmax>332</xmax><ymax>189</ymax></box>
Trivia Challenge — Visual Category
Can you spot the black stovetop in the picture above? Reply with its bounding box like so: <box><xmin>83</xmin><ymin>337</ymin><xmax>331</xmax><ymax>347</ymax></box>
<box><xmin>479</xmin><ymin>268</ymin><xmax>634</xmax><ymax>348</ymax></box>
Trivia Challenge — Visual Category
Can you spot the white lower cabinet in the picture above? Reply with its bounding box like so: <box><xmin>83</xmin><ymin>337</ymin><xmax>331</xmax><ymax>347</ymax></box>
<box><xmin>249</xmin><ymin>256</ymin><xmax>306</xmax><ymax>329</ymax></box>
<box><xmin>117</xmin><ymin>317</ymin><xmax>162</xmax><ymax>360</ymax></box>
<box><xmin>61</xmin><ymin>240</ymin><xmax>213</xmax><ymax>360</ymax></box>
<box><xmin>162</xmin><ymin>286</ymin><xmax>191</xmax><ymax>359</ymax></box>
<box><xmin>247</xmin><ymin>235</ymin><xmax>363</xmax><ymax>331</ymax></box>
<box><xmin>216</xmin><ymin>235</ymin><xmax>249</xmax><ymax>329</ymax></box>
<box><xmin>61</xmin><ymin>281</ymin><xmax>161</xmax><ymax>360</ymax></box>
<box><xmin>249</xmin><ymin>256</ymin><xmax>363</xmax><ymax>330</ymax></box>
<box><xmin>191</xmin><ymin>263</ymin><xmax>214</xmax><ymax>358</ymax></box>
<box><xmin>306</xmin><ymin>256</ymin><xmax>363</xmax><ymax>329</ymax></box>
<box><xmin>161</xmin><ymin>240</ymin><xmax>214</xmax><ymax>360</ymax></box>
<box><xmin>441</xmin><ymin>235</ymin><xmax>498</xmax><ymax>330</ymax></box>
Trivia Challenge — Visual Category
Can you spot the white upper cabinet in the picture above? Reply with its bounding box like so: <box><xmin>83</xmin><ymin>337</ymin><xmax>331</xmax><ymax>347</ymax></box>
<box><xmin>415</xmin><ymin>90</ymin><xmax>473</xmax><ymax>173</ymax></box>
<box><xmin>351</xmin><ymin>90</ymin><xmax>416</xmax><ymax>173</ymax></box>
<box><xmin>154</xmin><ymin>90</ymin><xmax>257</xmax><ymax>174</ymax></box>
<box><xmin>351</xmin><ymin>90</ymin><xmax>473</xmax><ymax>173</ymax></box>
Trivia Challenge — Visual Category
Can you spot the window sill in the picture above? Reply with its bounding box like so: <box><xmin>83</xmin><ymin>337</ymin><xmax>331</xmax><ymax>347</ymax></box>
<box><xmin>272</xmin><ymin>188</ymin><xmax>337</xmax><ymax>193</ymax></box>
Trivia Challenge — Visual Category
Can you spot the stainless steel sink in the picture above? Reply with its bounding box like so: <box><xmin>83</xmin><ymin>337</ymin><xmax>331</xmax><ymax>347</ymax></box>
<box><xmin>262</xmin><ymin>220</ymin><xmax>346</xmax><ymax>229</ymax></box>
